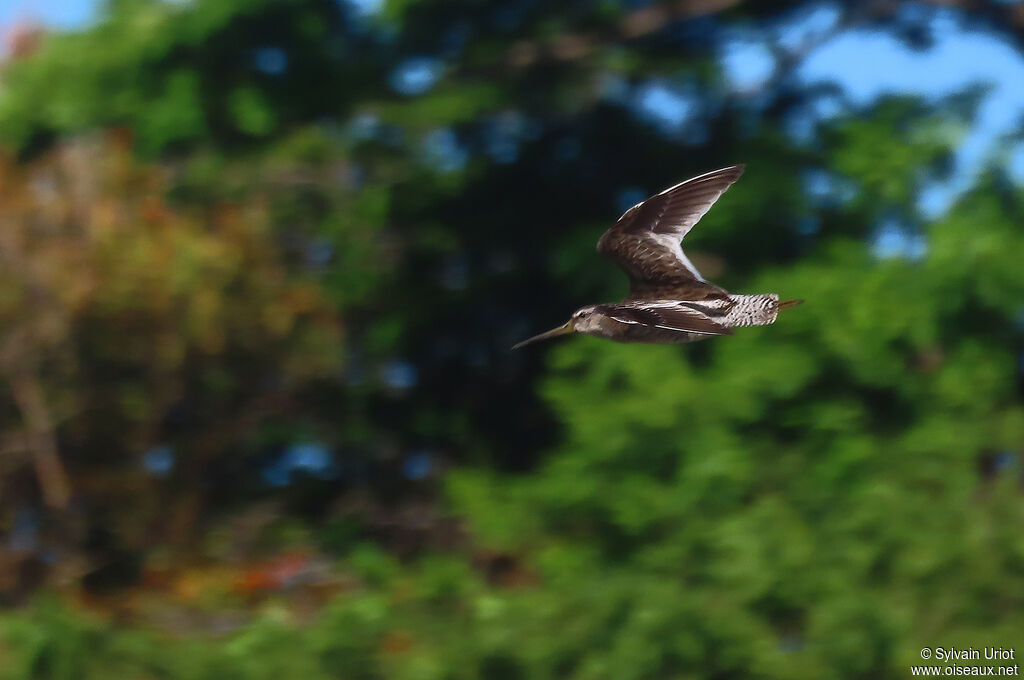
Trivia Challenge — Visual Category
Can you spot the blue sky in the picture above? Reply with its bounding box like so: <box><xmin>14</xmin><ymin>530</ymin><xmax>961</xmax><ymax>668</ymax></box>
<box><xmin>4</xmin><ymin>0</ymin><xmax>1024</xmax><ymax>217</ymax></box>
<box><xmin>719</xmin><ymin>3</ymin><xmax>1024</xmax><ymax>214</ymax></box>
<box><xmin>0</xmin><ymin>0</ymin><xmax>95</xmax><ymax>30</ymax></box>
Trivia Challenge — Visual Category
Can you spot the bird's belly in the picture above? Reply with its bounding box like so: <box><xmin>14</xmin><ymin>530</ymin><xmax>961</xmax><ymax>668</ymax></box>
<box><xmin>609</xmin><ymin>326</ymin><xmax>708</xmax><ymax>345</ymax></box>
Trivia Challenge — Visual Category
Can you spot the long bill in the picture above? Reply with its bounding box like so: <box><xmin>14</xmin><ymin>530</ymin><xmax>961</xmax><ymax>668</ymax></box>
<box><xmin>512</xmin><ymin>321</ymin><xmax>576</xmax><ymax>350</ymax></box>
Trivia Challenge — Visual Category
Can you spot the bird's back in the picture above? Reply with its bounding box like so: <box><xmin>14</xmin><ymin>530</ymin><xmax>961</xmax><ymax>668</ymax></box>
<box><xmin>597</xmin><ymin>294</ymin><xmax>783</xmax><ymax>344</ymax></box>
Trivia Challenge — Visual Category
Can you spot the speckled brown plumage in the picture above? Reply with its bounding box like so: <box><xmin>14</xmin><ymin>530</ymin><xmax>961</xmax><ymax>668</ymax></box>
<box><xmin>597</xmin><ymin>165</ymin><xmax>744</xmax><ymax>303</ymax></box>
<box><xmin>512</xmin><ymin>165</ymin><xmax>802</xmax><ymax>349</ymax></box>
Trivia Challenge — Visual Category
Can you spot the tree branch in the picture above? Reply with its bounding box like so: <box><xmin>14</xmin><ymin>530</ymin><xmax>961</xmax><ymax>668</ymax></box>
<box><xmin>8</xmin><ymin>372</ymin><xmax>71</xmax><ymax>509</ymax></box>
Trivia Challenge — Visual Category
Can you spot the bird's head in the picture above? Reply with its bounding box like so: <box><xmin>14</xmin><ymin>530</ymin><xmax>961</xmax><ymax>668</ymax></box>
<box><xmin>512</xmin><ymin>306</ymin><xmax>599</xmax><ymax>349</ymax></box>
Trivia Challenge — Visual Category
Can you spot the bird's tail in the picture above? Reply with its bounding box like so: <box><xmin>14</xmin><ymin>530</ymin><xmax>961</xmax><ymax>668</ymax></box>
<box><xmin>778</xmin><ymin>298</ymin><xmax>804</xmax><ymax>311</ymax></box>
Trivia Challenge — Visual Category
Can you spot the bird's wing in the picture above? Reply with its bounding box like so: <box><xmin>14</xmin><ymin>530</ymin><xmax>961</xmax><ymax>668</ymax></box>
<box><xmin>596</xmin><ymin>165</ymin><xmax>744</xmax><ymax>302</ymax></box>
<box><xmin>600</xmin><ymin>301</ymin><xmax>733</xmax><ymax>336</ymax></box>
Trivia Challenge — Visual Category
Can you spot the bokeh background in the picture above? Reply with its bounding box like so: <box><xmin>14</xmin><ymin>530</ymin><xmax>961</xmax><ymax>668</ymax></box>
<box><xmin>0</xmin><ymin>0</ymin><xmax>1023</xmax><ymax>678</ymax></box>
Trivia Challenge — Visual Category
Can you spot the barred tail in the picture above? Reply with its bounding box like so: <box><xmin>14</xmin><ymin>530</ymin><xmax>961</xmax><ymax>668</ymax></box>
<box><xmin>724</xmin><ymin>295</ymin><xmax>802</xmax><ymax>328</ymax></box>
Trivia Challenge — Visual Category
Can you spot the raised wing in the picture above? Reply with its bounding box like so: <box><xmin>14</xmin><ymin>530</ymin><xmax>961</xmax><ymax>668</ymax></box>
<box><xmin>596</xmin><ymin>165</ymin><xmax>744</xmax><ymax>301</ymax></box>
<box><xmin>599</xmin><ymin>301</ymin><xmax>733</xmax><ymax>336</ymax></box>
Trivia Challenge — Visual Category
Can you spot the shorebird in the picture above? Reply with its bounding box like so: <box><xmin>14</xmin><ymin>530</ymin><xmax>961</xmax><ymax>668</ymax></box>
<box><xmin>513</xmin><ymin>165</ymin><xmax>801</xmax><ymax>349</ymax></box>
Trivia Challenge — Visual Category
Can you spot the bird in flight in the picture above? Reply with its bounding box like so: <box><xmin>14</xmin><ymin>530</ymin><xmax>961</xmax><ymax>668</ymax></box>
<box><xmin>513</xmin><ymin>165</ymin><xmax>802</xmax><ymax>349</ymax></box>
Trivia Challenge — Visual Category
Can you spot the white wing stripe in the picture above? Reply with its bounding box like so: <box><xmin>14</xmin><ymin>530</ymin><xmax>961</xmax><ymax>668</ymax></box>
<box><xmin>650</xmin><ymin>233</ymin><xmax>705</xmax><ymax>281</ymax></box>
<box><xmin>652</xmin><ymin>324</ymin><xmax>718</xmax><ymax>335</ymax></box>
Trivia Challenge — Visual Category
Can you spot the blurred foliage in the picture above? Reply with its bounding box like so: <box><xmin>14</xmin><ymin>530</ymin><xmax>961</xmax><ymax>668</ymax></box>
<box><xmin>0</xmin><ymin>135</ymin><xmax>343</xmax><ymax>547</ymax></box>
<box><xmin>0</xmin><ymin>0</ymin><xmax>1023</xmax><ymax>678</ymax></box>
